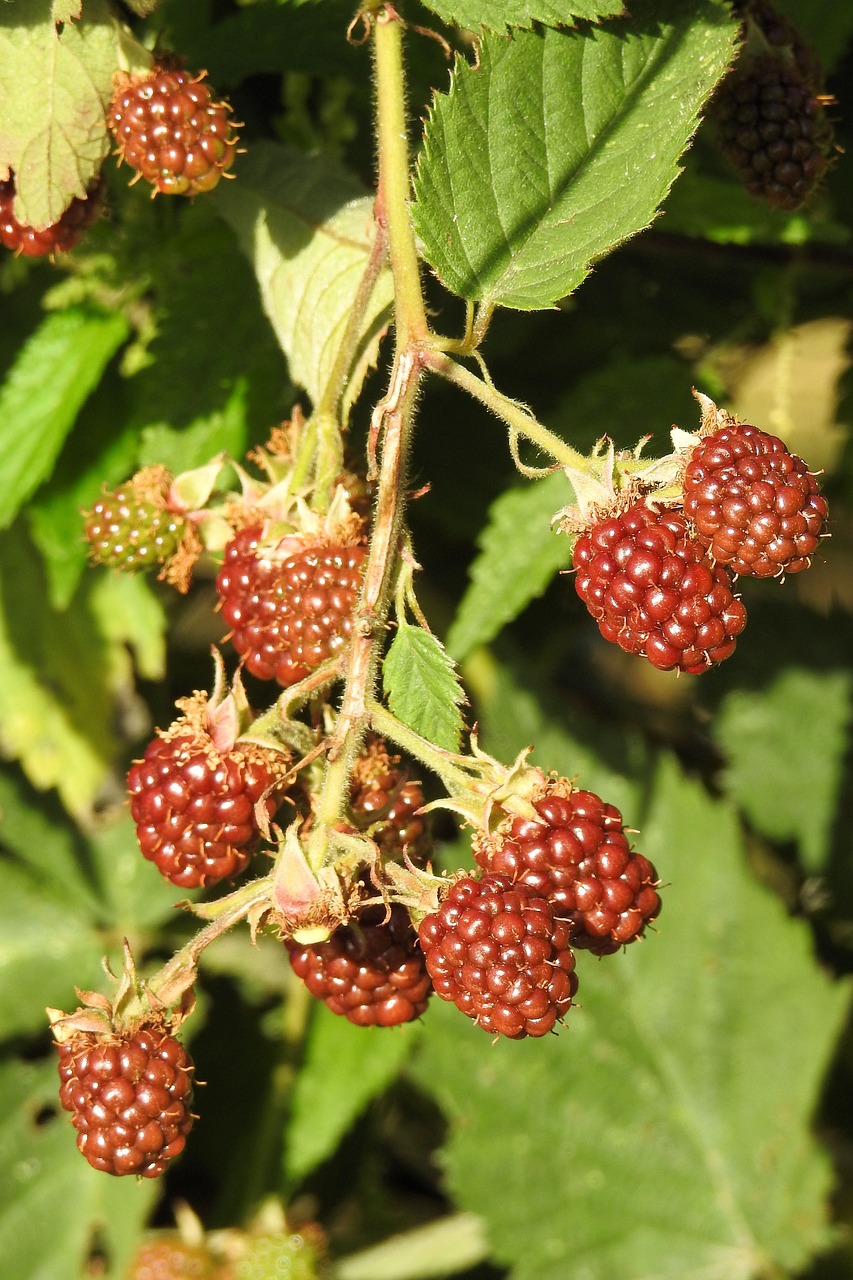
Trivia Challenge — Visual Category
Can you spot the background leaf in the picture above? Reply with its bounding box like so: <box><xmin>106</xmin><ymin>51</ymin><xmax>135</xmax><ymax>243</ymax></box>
<box><xmin>713</xmin><ymin>668</ymin><xmax>853</xmax><ymax>875</ymax></box>
<box><xmin>413</xmin><ymin>2</ymin><xmax>738</xmax><ymax>309</ymax></box>
<box><xmin>418</xmin><ymin>0</ymin><xmax>625</xmax><ymax>33</ymax></box>
<box><xmin>0</xmin><ymin>0</ymin><xmax>118</xmax><ymax>227</ymax></box>
<box><xmin>0</xmin><ymin>307</ymin><xmax>129</xmax><ymax>533</ymax></box>
<box><xmin>214</xmin><ymin>142</ymin><xmax>392</xmax><ymax>418</ymax></box>
<box><xmin>411</xmin><ymin>686</ymin><xmax>849</xmax><ymax>1279</ymax></box>
<box><xmin>447</xmin><ymin>471</ymin><xmax>573</xmax><ymax>661</ymax></box>
<box><xmin>383</xmin><ymin>622</ymin><xmax>466</xmax><ymax>753</ymax></box>
<box><xmin>284</xmin><ymin>1003</ymin><xmax>420</xmax><ymax>1189</ymax></box>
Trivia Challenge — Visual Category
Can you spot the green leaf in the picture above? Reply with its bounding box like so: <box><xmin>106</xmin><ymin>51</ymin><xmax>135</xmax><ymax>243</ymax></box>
<box><xmin>413</xmin><ymin>2</ymin><xmax>738</xmax><ymax>310</ymax></box>
<box><xmin>0</xmin><ymin>307</ymin><xmax>129</xmax><ymax>533</ymax></box>
<box><xmin>0</xmin><ymin>0</ymin><xmax>119</xmax><ymax>227</ymax></box>
<box><xmin>447</xmin><ymin>472</ymin><xmax>573</xmax><ymax>661</ymax></box>
<box><xmin>411</xmin><ymin>752</ymin><xmax>849</xmax><ymax>1280</ymax></box>
<box><xmin>285</xmin><ymin>1002</ymin><xmax>419</xmax><ymax>1189</ymax></box>
<box><xmin>0</xmin><ymin>525</ymin><xmax>139</xmax><ymax>819</ymax></box>
<box><xmin>0</xmin><ymin>859</ymin><xmax>107</xmax><ymax>1040</ymax></box>
<box><xmin>714</xmin><ymin>668</ymin><xmax>853</xmax><ymax>875</ymax></box>
<box><xmin>420</xmin><ymin>0</ymin><xmax>625</xmax><ymax>33</ymax></box>
<box><xmin>383</xmin><ymin>622</ymin><xmax>467</xmax><ymax>753</ymax></box>
<box><xmin>336</xmin><ymin>1214</ymin><xmax>489</xmax><ymax>1280</ymax></box>
<box><xmin>214</xmin><ymin>142</ymin><xmax>393</xmax><ymax>418</ymax></box>
<box><xmin>0</xmin><ymin>1054</ymin><xmax>155</xmax><ymax>1279</ymax></box>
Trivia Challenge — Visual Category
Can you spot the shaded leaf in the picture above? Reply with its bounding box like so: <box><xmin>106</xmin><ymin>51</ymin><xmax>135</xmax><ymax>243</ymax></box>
<box><xmin>447</xmin><ymin>472</ymin><xmax>573</xmax><ymax>661</ymax></box>
<box><xmin>285</xmin><ymin>1002</ymin><xmax>419</xmax><ymax>1188</ymax></box>
<box><xmin>413</xmin><ymin>3</ymin><xmax>738</xmax><ymax>309</ymax></box>
<box><xmin>0</xmin><ymin>307</ymin><xmax>129</xmax><ymax>533</ymax></box>
<box><xmin>420</xmin><ymin>0</ymin><xmax>625</xmax><ymax>32</ymax></box>
<box><xmin>383</xmin><ymin>622</ymin><xmax>467</xmax><ymax>753</ymax></box>
<box><xmin>215</xmin><ymin>142</ymin><xmax>392</xmax><ymax>418</ymax></box>
<box><xmin>0</xmin><ymin>0</ymin><xmax>119</xmax><ymax>227</ymax></box>
<box><xmin>411</xmin><ymin>751</ymin><xmax>849</xmax><ymax>1279</ymax></box>
<box><xmin>714</xmin><ymin>668</ymin><xmax>853</xmax><ymax>874</ymax></box>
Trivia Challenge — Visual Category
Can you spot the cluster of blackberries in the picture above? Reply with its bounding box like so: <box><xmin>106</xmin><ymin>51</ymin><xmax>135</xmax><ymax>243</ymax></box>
<box><xmin>2</xmin><ymin>62</ymin><xmax>236</xmax><ymax>260</ymax></box>
<box><xmin>571</xmin><ymin>417</ymin><xmax>827</xmax><ymax>674</ymax></box>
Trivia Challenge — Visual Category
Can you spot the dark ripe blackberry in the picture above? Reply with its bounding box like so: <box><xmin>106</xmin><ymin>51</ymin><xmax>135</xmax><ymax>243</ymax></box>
<box><xmin>572</xmin><ymin>500</ymin><xmax>747</xmax><ymax>674</ymax></box>
<box><xmin>84</xmin><ymin>481</ymin><xmax>186</xmax><ymax>574</ymax></box>
<box><xmin>216</xmin><ymin>527</ymin><xmax>367</xmax><ymax>686</ymax></box>
<box><xmin>683</xmin><ymin>420</ymin><xmax>828</xmax><ymax>577</ymax></box>
<box><xmin>56</xmin><ymin>1025</ymin><xmax>194</xmax><ymax>1177</ymax></box>
<box><xmin>476</xmin><ymin>789</ymin><xmax>661</xmax><ymax>955</ymax></box>
<box><xmin>128</xmin><ymin>733</ymin><xmax>283</xmax><ymax>888</ymax></box>
<box><xmin>349</xmin><ymin>735</ymin><xmax>429</xmax><ymax>863</ymax></box>
<box><xmin>712</xmin><ymin>53</ymin><xmax>832</xmax><ymax>210</ymax></box>
<box><xmin>0</xmin><ymin>175</ymin><xmax>104</xmax><ymax>256</ymax></box>
<box><xmin>418</xmin><ymin>873</ymin><xmax>577</xmax><ymax>1039</ymax></box>
<box><xmin>286</xmin><ymin>902</ymin><xmax>432</xmax><ymax>1027</ymax></box>
<box><xmin>109</xmin><ymin>66</ymin><xmax>239</xmax><ymax>196</ymax></box>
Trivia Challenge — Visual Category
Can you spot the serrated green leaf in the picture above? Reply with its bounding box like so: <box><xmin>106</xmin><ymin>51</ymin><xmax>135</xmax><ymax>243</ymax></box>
<box><xmin>285</xmin><ymin>1002</ymin><xmax>420</xmax><ymax>1189</ymax></box>
<box><xmin>420</xmin><ymin>0</ymin><xmax>624</xmax><ymax>33</ymax></box>
<box><xmin>0</xmin><ymin>307</ymin><xmax>129</xmax><ymax>533</ymax></box>
<box><xmin>52</xmin><ymin>0</ymin><xmax>82</xmax><ymax>23</ymax></box>
<box><xmin>413</xmin><ymin>3</ymin><xmax>738</xmax><ymax>309</ymax></box>
<box><xmin>0</xmin><ymin>0</ymin><xmax>119</xmax><ymax>227</ymax></box>
<box><xmin>214</xmin><ymin>142</ymin><xmax>392</xmax><ymax>418</ymax></box>
<box><xmin>0</xmin><ymin>1054</ymin><xmax>155</xmax><ymax>1279</ymax></box>
<box><xmin>0</xmin><ymin>765</ymin><xmax>101</xmax><ymax>914</ymax></box>
<box><xmin>383</xmin><ymin>622</ymin><xmax>467</xmax><ymax>753</ymax></box>
<box><xmin>89</xmin><ymin>572</ymin><xmax>167</xmax><ymax>685</ymax></box>
<box><xmin>411</xmin><ymin>752</ymin><xmax>849</xmax><ymax>1280</ymax></box>
<box><xmin>138</xmin><ymin>382</ymin><xmax>249</xmax><ymax>476</ymax></box>
<box><xmin>447</xmin><ymin>472</ymin><xmax>573</xmax><ymax>661</ymax></box>
<box><xmin>714</xmin><ymin>668</ymin><xmax>853</xmax><ymax>875</ymax></box>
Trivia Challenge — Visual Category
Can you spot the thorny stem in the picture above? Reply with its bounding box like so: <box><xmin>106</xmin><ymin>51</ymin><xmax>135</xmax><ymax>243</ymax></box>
<box><xmin>304</xmin><ymin>4</ymin><xmax>428</xmax><ymax>869</ymax></box>
<box><xmin>425</xmin><ymin>349</ymin><xmax>593</xmax><ymax>472</ymax></box>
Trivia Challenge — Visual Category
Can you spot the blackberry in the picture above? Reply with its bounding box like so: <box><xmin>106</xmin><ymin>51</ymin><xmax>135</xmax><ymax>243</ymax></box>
<box><xmin>0</xmin><ymin>175</ymin><xmax>104</xmax><ymax>256</ymax></box>
<box><xmin>683</xmin><ymin>420</ymin><xmax>828</xmax><ymax>577</ymax></box>
<box><xmin>216</xmin><ymin>528</ymin><xmax>367</xmax><ymax>686</ymax></box>
<box><xmin>128</xmin><ymin>728</ymin><xmax>285</xmax><ymax>889</ymax></box>
<box><xmin>287</xmin><ymin>901</ymin><xmax>432</xmax><ymax>1027</ymax></box>
<box><xmin>84</xmin><ymin>469</ymin><xmax>186</xmax><ymax>575</ymax></box>
<box><xmin>56</xmin><ymin>1024</ymin><xmax>194</xmax><ymax>1177</ymax></box>
<box><xmin>128</xmin><ymin>1236</ymin><xmax>216</xmax><ymax>1279</ymax></box>
<box><xmin>418</xmin><ymin>873</ymin><xmax>577</xmax><ymax>1039</ymax></box>
<box><xmin>349</xmin><ymin>735</ymin><xmax>429</xmax><ymax>864</ymax></box>
<box><xmin>109</xmin><ymin>66</ymin><xmax>239</xmax><ymax>196</ymax></box>
<box><xmin>476</xmin><ymin>788</ymin><xmax>661</xmax><ymax>955</ymax></box>
<box><xmin>712</xmin><ymin>52</ymin><xmax>832</xmax><ymax>210</ymax></box>
<box><xmin>572</xmin><ymin>500</ymin><xmax>747</xmax><ymax>673</ymax></box>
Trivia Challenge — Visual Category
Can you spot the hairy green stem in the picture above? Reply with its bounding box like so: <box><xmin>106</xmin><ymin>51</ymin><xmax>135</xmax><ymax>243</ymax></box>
<box><xmin>368</xmin><ymin>700</ymin><xmax>476</xmax><ymax>797</ymax></box>
<box><xmin>305</xmin><ymin>5</ymin><xmax>428</xmax><ymax>866</ymax></box>
<box><xmin>425</xmin><ymin>350</ymin><xmax>591</xmax><ymax>471</ymax></box>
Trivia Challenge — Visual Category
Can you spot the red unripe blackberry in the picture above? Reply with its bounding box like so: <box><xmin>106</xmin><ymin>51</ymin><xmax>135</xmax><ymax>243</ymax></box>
<box><xmin>128</xmin><ymin>1235</ymin><xmax>216</xmax><ymax>1279</ymax></box>
<box><xmin>682</xmin><ymin>420</ymin><xmax>828</xmax><ymax>577</ymax></box>
<box><xmin>286</xmin><ymin>902</ymin><xmax>432</xmax><ymax>1027</ymax></box>
<box><xmin>109</xmin><ymin>66</ymin><xmax>238</xmax><ymax>196</ymax></box>
<box><xmin>84</xmin><ymin>479</ymin><xmax>186</xmax><ymax>574</ymax></box>
<box><xmin>712</xmin><ymin>53</ymin><xmax>832</xmax><ymax>210</ymax></box>
<box><xmin>56</xmin><ymin>1024</ymin><xmax>194</xmax><ymax>1177</ymax></box>
<box><xmin>216</xmin><ymin>527</ymin><xmax>367</xmax><ymax>686</ymax></box>
<box><xmin>128</xmin><ymin>732</ymin><xmax>283</xmax><ymax>888</ymax></box>
<box><xmin>349</xmin><ymin>735</ymin><xmax>430</xmax><ymax>864</ymax></box>
<box><xmin>0</xmin><ymin>175</ymin><xmax>104</xmax><ymax>256</ymax></box>
<box><xmin>476</xmin><ymin>790</ymin><xmax>661</xmax><ymax>955</ymax></box>
<box><xmin>418</xmin><ymin>873</ymin><xmax>577</xmax><ymax>1039</ymax></box>
<box><xmin>572</xmin><ymin>500</ymin><xmax>747</xmax><ymax>674</ymax></box>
